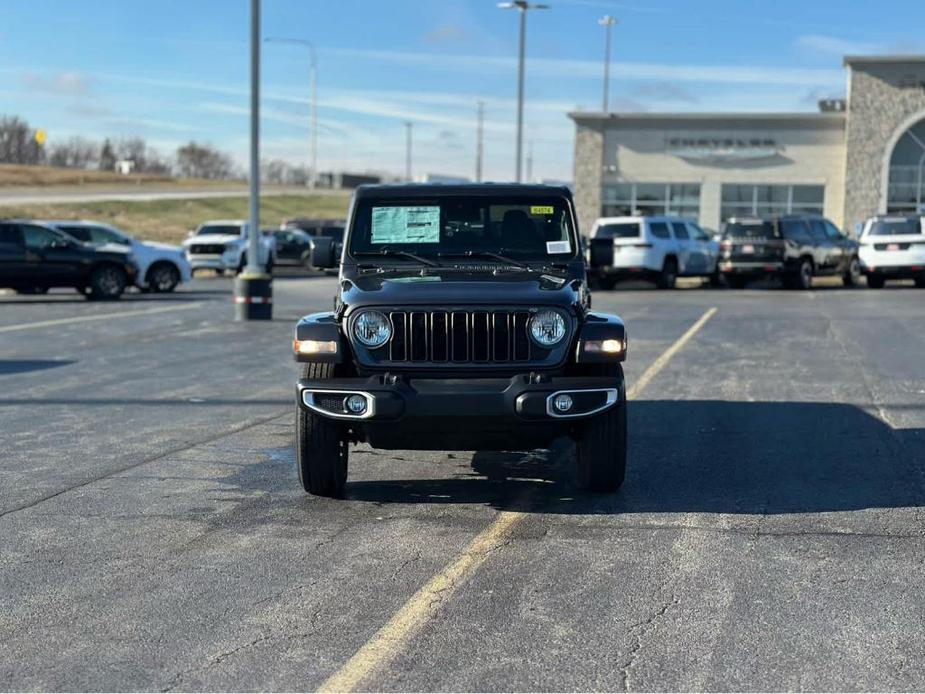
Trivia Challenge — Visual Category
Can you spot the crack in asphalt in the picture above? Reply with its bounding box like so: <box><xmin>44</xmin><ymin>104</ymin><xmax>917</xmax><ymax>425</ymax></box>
<box><xmin>0</xmin><ymin>410</ymin><xmax>290</xmax><ymax>521</ymax></box>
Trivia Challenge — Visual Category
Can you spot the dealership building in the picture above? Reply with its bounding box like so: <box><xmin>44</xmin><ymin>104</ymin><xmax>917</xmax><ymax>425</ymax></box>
<box><xmin>569</xmin><ymin>56</ymin><xmax>925</xmax><ymax>235</ymax></box>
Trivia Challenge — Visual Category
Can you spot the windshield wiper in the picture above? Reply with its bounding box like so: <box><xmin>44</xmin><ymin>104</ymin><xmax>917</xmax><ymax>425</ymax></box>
<box><xmin>437</xmin><ymin>250</ymin><xmax>530</xmax><ymax>270</ymax></box>
<box><xmin>353</xmin><ymin>249</ymin><xmax>439</xmax><ymax>267</ymax></box>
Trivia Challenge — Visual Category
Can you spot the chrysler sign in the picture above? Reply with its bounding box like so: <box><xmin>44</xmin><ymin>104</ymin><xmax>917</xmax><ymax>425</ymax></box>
<box><xmin>666</xmin><ymin>137</ymin><xmax>781</xmax><ymax>162</ymax></box>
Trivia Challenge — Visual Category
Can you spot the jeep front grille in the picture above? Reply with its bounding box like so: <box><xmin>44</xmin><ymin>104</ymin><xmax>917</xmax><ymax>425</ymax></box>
<box><xmin>189</xmin><ymin>244</ymin><xmax>226</xmax><ymax>255</ymax></box>
<box><xmin>387</xmin><ymin>310</ymin><xmax>534</xmax><ymax>364</ymax></box>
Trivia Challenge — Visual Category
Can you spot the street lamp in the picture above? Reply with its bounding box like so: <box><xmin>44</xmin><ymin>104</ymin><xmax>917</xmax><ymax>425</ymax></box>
<box><xmin>233</xmin><ymin>0</ymin><xmax>272</xmax><ymax>321</ymax></box>
<box><xmin>405</xmin><ymin>121</ymin><xmax>413</xmax><ymax>182</ymax></box>
<box><xmin>265</xmin><ymin>36</ymin><xmax>318</xmax><ymax>189</ymax></box>
<box><xmin>598</xmin><ymin>15</ymin><xmax>618</xmax><ymax>112</ymax></box>
<box><xmin>498</xmin><ymin>1</ymin><xmax>549</xmax><ymax>183</ymax></box>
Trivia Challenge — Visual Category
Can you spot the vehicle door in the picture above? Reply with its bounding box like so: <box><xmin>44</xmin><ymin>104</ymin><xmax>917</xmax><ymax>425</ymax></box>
<box><xmin>0</xmin><ymin>223</ymin><xmax>26</xmax><ymax>284</ymax></box>
<box><xmin>688</xmin><ymin>222</ymin><xmax>718</xmax><ymax>273</ymax></box>
<box><xmin>822</xmin><ymin>219</ymin><xmax>854</xmax><ymax>272</ymax></box>
<box><xmin>670</xmin><ymin>221</ymin><xmax>700</xmax><ymax>274</ymax></box>
<box><xmin>274</xmin><ymin>230</ymin><xmax>299</xmax><ymax>261</ymax></box>
<box><xmin>808</xmin><ymin>218</ymin><xmax>839</xmax><ymax>272</ymax></box>
<box><xmin>646</xmin><ymin>220</ymin><xmax>678</xmax><ymax>271</ymax></box>
<box><xmin>20</xmin><ymin>224</ymin><xmax>83</xmax><ymax>285</ymax></box>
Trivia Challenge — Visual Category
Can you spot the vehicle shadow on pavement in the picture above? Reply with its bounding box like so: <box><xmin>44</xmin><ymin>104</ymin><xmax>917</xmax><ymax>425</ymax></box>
<box><xmin>0</xmin><ymin>359</ymin><xmax>75</xmax><ymax>375</ymax></box>
<box><xmin>345</xmin><ymin>400</ymin><xmax>925</xmax><ymax>516</ymax></box>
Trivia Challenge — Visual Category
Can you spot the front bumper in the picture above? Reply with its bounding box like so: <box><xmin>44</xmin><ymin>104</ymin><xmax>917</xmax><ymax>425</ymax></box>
<box><xmin>297</xmin><ymin>372</ymin><xmax>623</xmax><ymax>449</ymax></box>
<box><xmin>188</xmin><ymin>254</ymin><xmax>237</xmax><ymax>271</ymax></box>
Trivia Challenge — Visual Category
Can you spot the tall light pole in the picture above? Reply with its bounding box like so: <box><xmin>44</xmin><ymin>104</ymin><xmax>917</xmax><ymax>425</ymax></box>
<box><xmin>234</xmin><ymin>0</ymin><xmax>272</xmax><ymax>320</ymax></box>
<box><xmin>265</xmin><ymin>37</ymin><xmax>318</xmax><ymax>188</ymax></box>
<box><xmin>405</xmin><ymin>121</ymin><xmax>413</xmax><ymax>182</ymax></box>
<box><xmin>476</xmin><ymin>100</ymin><xmax>484</xmax><ymax>183</ymax></box>
<box><xmin>599</xmin><ymin>15</ymin><xmax>618</xmax><ymax>112</ymax></box>
<box><xmin>498</xmin><ymin>1</ymin><xmax>548</xmax><ymax>183</ymax></box>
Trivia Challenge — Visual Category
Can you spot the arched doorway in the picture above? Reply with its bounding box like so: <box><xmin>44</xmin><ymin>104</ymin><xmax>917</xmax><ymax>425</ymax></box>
<box><xmin>886</xmin><ymin>117</ymin><xmax>925</xmax><ymax>214</ymax></box>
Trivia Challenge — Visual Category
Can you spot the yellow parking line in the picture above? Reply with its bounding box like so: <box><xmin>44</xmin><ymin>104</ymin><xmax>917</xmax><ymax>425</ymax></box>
<box><xmin>626</xmin><ymin>306</ymin><xmax>718</xmax><ymax>399</ymax></box>
<box><xmin>317</xmin><ymin>306</ymin><xmax>719</xmax><ymax>693</ymax></box>
<box><xmin>0</xmin><ymin>302</ymin><xmax>204</xmax><ymax>333</ymax></box>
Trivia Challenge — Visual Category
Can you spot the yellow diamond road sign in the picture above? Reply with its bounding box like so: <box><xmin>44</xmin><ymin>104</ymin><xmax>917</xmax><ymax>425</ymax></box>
<box><xmin>34</xmin><ymin>129</ymin><xmax>47</xmax><ymax>146</ymax></box>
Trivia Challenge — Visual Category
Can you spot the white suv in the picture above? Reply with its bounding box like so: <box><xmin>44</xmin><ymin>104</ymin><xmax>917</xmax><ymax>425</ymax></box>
<box><xmin>859</xmin><ymin>215</ymin><xmax>925</xmax><ymax>288</ymax></box>
<box><xmin>587</xmin><ymin>215</ymin><xmax>719</xmax><ymax>289</ymax></box>
<box><xmin>183</xmin><ymin>220</ymin><xmax>276</xmax><ymax>275</ymax></box>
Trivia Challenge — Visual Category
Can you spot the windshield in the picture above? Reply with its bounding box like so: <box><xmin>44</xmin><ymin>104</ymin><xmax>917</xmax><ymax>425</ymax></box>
<box><xmin>724</xmin><ymin>221</ymin><xmax>779</xmax><ymax>239</ymax></box>
<box><xmin>196</xmin><ymin>225</ymin><xmax>241</xmax><ymax>236</ymax></box>
<box><xmin>865</xmin><ymin>217</ymin><xmax>922</xmax><ymax>237</ymax></box>
<box><xmin>348</xmin><ymin>196</ymin><xmax>577</xmax><ymax>261</ymax></box>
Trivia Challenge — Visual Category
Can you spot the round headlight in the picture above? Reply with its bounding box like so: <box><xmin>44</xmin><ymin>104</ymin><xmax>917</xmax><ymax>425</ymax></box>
<box><xmin>529</xmin><ymin>310</ymin><xmax>567</xmax><ymax>346</ymax></box>
<box><xmin>353</xmin><ymin>310</ymin><xmax>392</xmax><ymax>348</ymax></box>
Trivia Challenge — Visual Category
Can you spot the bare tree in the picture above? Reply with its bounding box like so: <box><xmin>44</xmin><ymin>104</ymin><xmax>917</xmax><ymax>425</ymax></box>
<box><xmin>0</xmin><ymin>115</ymin><xmax>45</xmax><ymax>165</ymax></box>
<box><xmin>176</xmin><ymin>141</ymin><xmax>233</xmax><ymax>180</ymax></box>
<box><xmin>99</xmin><ymin>139</ymin><xmax>116</xmax><ymax>171</ymax></box>
<box><xmin>48</xmin><ymin>136</ymin><xmax>98</xmax><ymax>169</ymax></box>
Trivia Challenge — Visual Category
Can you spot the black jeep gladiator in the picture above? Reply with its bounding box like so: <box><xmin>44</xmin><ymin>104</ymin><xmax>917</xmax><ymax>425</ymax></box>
<box><xmin>292</xmin><ymin>184</ymin><xmax>628</xmax><ymax>497</ymax></box>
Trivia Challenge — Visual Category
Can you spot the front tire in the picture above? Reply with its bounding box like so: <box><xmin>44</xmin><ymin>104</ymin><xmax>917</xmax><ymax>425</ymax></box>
<box><xmin>793</xmin><ymin>258</ymin><xmax>813</xmax><ymax>290</ymax></box>
<box><xmin>147</xmin><ymin>262</ymin><xmax>181</xmax><ymax>293</ymax></box>
<box><xmin>657</xmin><ymin>257</ymin><xmax>678</xmax><ymax>289</ymax></box>
<box><xmin>842</xmin><ymin>256</ymin><xmax>861</xmax><ymax>287</ymax></box>
<box><xmin>296</xmin><ymin>362</ymin><xmax>348</xmax><ymax>497</ymax></box>
<box><xmin>575</xmin><ymin>364</ymin><xmax>627</xmax><ymax>493</ymax></box>
<box><xmin>87</xmin><ymin>264</ymin><xmax>127</xmax><ymax>300</ymax></box>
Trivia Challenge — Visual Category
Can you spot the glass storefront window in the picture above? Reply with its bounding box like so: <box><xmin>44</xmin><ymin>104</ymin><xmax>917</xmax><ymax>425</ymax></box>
<box><xmin>601</xmin><ymin>183</ymin><xmax>701</xmax><ymax>219</ymax></box>
<box><xmin>886</xmin><ymin>119</ymin><xmax>925</xmax><ymax>214</ymax></box>
<box><xmin>720</xmin><ymin>184</ymin><xmax>824</xmax><ymax>221</ymax></box>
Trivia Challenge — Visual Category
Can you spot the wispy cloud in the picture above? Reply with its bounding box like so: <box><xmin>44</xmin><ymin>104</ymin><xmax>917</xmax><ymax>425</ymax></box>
<box><xmin>322</xmin><ymin>47</ymin><xmax>844</xmax><ymax>87</ymax></box>
<box><xmin>21</xmin><ymin>71</ymin><xmax>95</xmax><ymax>97</ymax></box>
<box><xmin>630</xmin><ymin>82</ymin><xmax>698</xmax><ymax>104</ymax></box>
<box><xmin>423</xmin><ymin>24</ymin><xmax>473</xmax><ymax>44</ymax></box>
<box><xmin>795</xmin><ymin>34</ymin><xmax>885</xmax><ymax>56</ymax></box>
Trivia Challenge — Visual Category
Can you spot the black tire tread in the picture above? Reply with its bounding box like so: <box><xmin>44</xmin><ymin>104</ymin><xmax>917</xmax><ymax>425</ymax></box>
<box><xmin>575</xmin><ymin>363</ymin><xmax>627</xmax><ymax>493</ymax></box>
<box><xmin>296</xmin><ymin>361</ymin><xmax>348</xmax><ymax>497</ymax></box>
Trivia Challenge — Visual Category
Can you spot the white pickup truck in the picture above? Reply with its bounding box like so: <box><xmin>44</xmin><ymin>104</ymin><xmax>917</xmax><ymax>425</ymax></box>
<box><xmin>183</xmin><ymin>219</ymin><xmax>276</xmax><ymax>275</ymax></box>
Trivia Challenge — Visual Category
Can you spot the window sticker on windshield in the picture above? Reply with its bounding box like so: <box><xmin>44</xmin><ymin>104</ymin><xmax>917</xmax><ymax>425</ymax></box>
<box><xmin>531</xmin><ymin>205</ymin><xmax>554</xmax><ymax>215</ymax></box>
<box><xmin>371</xmin><ymin>206</ymin><xmax>440</xmax><ymax>244</ymax></box>
<box><xmin>546</xmin><ymin>240</ymin><xmax>571</xmax><ymax>254</ymax></box>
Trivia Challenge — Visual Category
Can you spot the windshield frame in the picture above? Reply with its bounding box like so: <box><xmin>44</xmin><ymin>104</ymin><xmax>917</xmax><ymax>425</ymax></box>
<box><xmin>345</xmin><ymin>195</ymin><xmax>581</xmax><ymax>265</ymax></box>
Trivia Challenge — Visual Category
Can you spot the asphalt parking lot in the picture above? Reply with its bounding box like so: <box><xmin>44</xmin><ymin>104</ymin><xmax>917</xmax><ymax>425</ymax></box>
<box><xmin>2</xmin><ymin>276</ymin><xmax>925</xmax><ymax>691</ymax></box>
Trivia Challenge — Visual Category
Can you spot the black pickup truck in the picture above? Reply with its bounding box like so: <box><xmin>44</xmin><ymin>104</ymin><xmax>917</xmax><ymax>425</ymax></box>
<box><xmin>291</xmin><ymin>184</ymin><xmax>629</xmax><ymax>497</ymax></box>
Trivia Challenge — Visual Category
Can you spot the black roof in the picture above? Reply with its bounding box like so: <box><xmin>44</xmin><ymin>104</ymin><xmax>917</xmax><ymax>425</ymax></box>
<box><xmin>353</xmin><ymin>182</ymin><xmax>573</xmax><ymax>199</ymax></box>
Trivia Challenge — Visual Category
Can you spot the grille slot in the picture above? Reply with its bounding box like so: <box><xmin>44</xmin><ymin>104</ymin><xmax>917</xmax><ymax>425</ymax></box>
<box><xmin>189</xmin><ymin>243</ymin><xmax>226</xmax><ymax>255</ymax></box>
<box><xmin>384</xmin><ymin>309</ymin><xmax>534</xmax><ymax>364</ymax></box>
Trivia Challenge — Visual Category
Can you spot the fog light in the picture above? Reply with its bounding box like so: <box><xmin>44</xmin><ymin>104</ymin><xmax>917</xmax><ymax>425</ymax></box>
<box><xmin>553</xmin><ymin>393</ymin><xmax>573</xmax><ymax>413</ymax></box>
<box><xmin>344</xmin><ymin>394</ymin><xmax>368</xmax><ymax>415</ymax></box>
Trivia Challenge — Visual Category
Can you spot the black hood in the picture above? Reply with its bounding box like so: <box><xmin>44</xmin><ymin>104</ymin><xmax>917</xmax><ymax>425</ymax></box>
<box><xmin>339</xmin><ymin>266</ymin><xmax>584</xmax><ymax>314</ymax></box>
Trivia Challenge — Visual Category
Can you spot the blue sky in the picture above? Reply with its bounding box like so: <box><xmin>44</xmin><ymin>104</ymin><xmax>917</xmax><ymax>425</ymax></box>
<box><xmin>1</xmin><ymin>0</ymin><xmax>924</xmax><ymax>181</ymax></box>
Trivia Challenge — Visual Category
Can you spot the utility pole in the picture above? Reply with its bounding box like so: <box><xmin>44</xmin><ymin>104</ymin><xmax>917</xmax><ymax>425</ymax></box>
<box><xmin>265</xmin><ymin>37</ymin><xmax>318</xmax><ymax>188</ymax></box>
<box><xmin>498</xmin><ymin>1</ymin><xmax>549</xmax><ymax>182</ymax></box>
<box><xmin>476</xmin><ymin>100</ymin><xmax>484</xmax><ymax>183</ymax></box>
<box><xmin>405</xmin><ymin>121</ymin><xmax>413</xmax><ymax>182</ymax></box>
<box><xmin>234</xmin><ymin>0</ymin><xmax>272</xmax><ymax>320</ymax></box>
<box><xmin>599</xmin><ymin>15</ymin><xmax>618</xmax><ymax>112</ymax></box>
<box><xmin>526</xmin><ymin>140</ymin><xmax>533</xmax><ymax>183</ymax></box>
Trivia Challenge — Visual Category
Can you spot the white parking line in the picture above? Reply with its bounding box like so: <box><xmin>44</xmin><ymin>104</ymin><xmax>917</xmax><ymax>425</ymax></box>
<box><xmin>0</xmin><ymin>302</ymin><xmax>204</xmax><ymax>333</ymax></box>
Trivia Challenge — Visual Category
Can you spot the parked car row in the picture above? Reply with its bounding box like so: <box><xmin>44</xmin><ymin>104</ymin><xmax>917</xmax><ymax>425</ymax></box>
<box><xmin>0</xmin><ymin>219</ymin><xmax>189</xmax><ymax>299</ymax></box>
<box><xmin>586</xmin><ymin>212</ymin><xmax>925</xmax><ymax>290</ymax></box>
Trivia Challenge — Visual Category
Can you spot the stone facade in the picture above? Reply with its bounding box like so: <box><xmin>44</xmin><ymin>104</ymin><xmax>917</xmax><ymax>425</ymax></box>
<box><xmin>572</xmin><ymin>121</ymin><xmax>604</xmax><ymax>234</ymax></box>
<box><xmin>843</xmin><ymin>58</ymin><xmax>925</xmax><ymax>229</ymax></box>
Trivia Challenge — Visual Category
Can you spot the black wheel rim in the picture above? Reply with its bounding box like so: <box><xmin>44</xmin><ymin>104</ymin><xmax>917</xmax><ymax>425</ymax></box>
<box><xmin>98</xmin><ymin>268</ymin><xmax>121</xmax><ymax>295</ymax></box>
<box><xmin>153</xmin><ymin>266</ymin><xmax>176</xmax><ymax>290</ymax></box>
